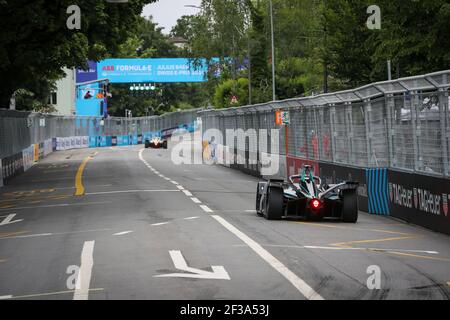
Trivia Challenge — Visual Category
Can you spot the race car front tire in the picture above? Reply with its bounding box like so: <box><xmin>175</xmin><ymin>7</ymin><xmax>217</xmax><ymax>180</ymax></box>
<box><xmin>342</xmin><ymin>190</ymin><xmax>358</xmax><ymax>223</ymax></box>
<box><xmin>264</xmin><ymin>186</ymin><xmax>283</xmax><ymax>220</ymax></box>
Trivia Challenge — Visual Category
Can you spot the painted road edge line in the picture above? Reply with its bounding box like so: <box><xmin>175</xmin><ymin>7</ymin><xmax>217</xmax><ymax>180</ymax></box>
<box><xmin>75</xmin><ymin>155</ymin><xmax>94</xmax><ymax>196</ymax></box>
<box><xmin>211</xmin><ymin>215</ymin><xmax>324</xmax><ymax>301</ymax></box>
<box><xmin>200</xmin><ymin>205</ymin><xmax>213</xmax><ymax>213</ymax></box>
<box><xmin>73</xmin><ymin>241</ymin><xmax>95</xmax><ymax>300</ymax></box>
<box><xmin>182</xmin><ymin>190</ymin><xmax>193</xmax><ymax>197</ymax></box>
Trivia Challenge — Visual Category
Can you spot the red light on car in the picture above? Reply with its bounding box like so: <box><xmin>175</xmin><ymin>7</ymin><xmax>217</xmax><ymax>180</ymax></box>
<box><xmin>311</xmin><ymin>199</ymin><xmax>321</xmax><ymax>209</ymax></box>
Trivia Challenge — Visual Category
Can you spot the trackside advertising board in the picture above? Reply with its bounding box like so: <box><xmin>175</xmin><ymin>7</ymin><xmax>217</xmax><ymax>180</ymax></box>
<box><xmin>389</xmin><ymin>170</ymin><xmax>450</xmax><ymax>235</ymax></box>
<box><xmin>96</xmin><ymin>59</ymin><xmax>208</xmax><ymax>83</ymax></box>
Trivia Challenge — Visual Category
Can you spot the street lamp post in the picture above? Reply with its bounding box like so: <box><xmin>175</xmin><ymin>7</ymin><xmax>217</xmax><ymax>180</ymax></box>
<box><xmin>269</xmin><ymin>0</ymin><xmax>276</xmax><ymax>101</ymax></box>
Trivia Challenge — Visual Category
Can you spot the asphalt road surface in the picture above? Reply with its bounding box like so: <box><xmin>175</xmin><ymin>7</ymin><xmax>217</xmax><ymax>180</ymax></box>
<box><xmin>0</xmin><ymin>143</ymin><xmax>449</xmax><ymax>300</ymax></box>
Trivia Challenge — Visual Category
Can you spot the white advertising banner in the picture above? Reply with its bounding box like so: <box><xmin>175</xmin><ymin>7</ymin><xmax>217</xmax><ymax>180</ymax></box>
<box><xmin>56</xmin><ymin>137</ymin><xmax>64</xmax><ymax>151</ymax></box>
<box><xmin>22</xmin><ymin>146</ymin><xmax>35</xmax><ymax>172</ymax></box>
<box><xmin>43</xmin><ymin>139</ymin><xmax>53</xmax><ymax>156</ymax></box>
<box><xmin>65</xmin><ymin>137</ymin><xmax>71</xmax><ymax>150</ymax></box>
<box><xmin>70</xmin><ymin>137</ymin><xmax>76</xmax><ymax>149</ymax></box>
<box><xmin>82</xmin><ymin>136</ymin><xmax>89</xmax><ymax>148</ymax></box>
<box><xmin>75</xmin><ymin>137</ymin><xmax>81</xmax><ymax>149</ymax></box>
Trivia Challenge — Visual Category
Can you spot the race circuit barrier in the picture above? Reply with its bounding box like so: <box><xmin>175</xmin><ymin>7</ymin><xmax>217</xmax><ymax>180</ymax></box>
<box><xmin>22</xmin><ymin>145</ymin><xmax>35</xmax><ymax>172</ymax></box>
<box><xmin>366</xmin><ymin>168</ymin><xmax>390</xmax><ymax>216</ymax></box>
<box><xmin>202</xmin><ymin>144</ymin><xmax>450</xmax><ymax>235</ymax></box>
<box><xmin>1</xmin><ymin>151</ymin><xmax>24</xmax><ymax>185</ymax></box>
<box><xmin>388</xmin><ymin>170</ymin><xmax>450</xmax><ymax>235</ymax></box>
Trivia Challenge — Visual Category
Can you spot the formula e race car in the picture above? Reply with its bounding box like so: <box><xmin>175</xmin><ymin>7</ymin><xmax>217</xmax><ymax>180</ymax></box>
<box><xmin>145</xmin><ymin>137</ymin><xmax>168</xmax><ymax>149</ymax></box>
<box><xmin>256</xmin><ymin>165</ymin><xmax>359</xmax><ymax>222</ymax></box>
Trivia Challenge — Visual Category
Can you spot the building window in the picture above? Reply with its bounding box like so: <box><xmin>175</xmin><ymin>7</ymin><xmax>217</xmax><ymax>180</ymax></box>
<box><xmin>49</xmin><ymin>92</ymin><xmax>57</xmax><ymax>105</ymax></box>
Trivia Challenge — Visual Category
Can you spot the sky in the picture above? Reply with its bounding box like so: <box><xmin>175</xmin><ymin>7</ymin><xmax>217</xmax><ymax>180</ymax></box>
<box><xmin>142</xmin><ymin>0</ymin><xmax>202</xmax><ymax>35</ymax></box>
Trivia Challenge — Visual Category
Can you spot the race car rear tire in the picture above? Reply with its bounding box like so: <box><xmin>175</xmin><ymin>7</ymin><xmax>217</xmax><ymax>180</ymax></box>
<box><xmin>342</xmin><ymin>190</ymin><xmax>358</xmax><ymax>223</ymax></box>
<box><xmin>264</xmin><ymin>187</ymin><xmax>283</xmax><ymax>220</ymax></box>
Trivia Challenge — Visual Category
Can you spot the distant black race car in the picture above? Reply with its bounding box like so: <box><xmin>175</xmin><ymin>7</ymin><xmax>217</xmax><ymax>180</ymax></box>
<box><xmin>256</xmin><ymin>165</ymin><xmax>359</xmax><ymax>222</ymax></box>
<box><xmin>145</xmin><ymin>137</ymin><xmax>168</xmax><ymax>149</ymax></box>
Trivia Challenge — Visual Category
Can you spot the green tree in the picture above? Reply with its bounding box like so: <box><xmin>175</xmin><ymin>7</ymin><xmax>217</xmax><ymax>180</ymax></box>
<box><xmin>0</xmin><ymin>0</ymin><xmax>156</xmax><ymax>108</ymax></box>
<box><xmin>214</xmin><ymin>78</ymin><xmax>249</xmax><ymax>109</ymax></box>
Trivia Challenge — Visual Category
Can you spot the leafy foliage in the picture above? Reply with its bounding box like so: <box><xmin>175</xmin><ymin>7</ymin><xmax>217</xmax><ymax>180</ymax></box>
<box><xmin>0</xmin><ymin>0</ymin><xmax>156</xmax><ymax>108</ymax></box>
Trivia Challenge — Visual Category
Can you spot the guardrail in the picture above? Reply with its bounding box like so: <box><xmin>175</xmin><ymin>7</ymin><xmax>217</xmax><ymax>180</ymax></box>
<box><xmin>0</xmin><ymin>108</ymin><xmax>201</xmax><ymax>187</ymax></box>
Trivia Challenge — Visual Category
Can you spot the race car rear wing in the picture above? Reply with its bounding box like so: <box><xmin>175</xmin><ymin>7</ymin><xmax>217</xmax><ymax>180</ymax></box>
<box><xmin>319</xmin><ymin>181</ymin><xmax>359</xmax><ymax>199</ymax></box>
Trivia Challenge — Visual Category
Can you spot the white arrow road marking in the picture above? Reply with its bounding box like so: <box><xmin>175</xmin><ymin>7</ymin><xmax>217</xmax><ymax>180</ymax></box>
<box><xmin>155</xmin><ymin>250</ymin><xmax>230</xmax><ymax>280</ymax></box>
<box><xmin>73</xmin><ymin>241</ymin><xmax>95</xmax><ymax>300</ymax></box>
<box><xmin>0</xmin><ymin>214</ymin><xmax>23</xmax><ymax>226</ymax></box>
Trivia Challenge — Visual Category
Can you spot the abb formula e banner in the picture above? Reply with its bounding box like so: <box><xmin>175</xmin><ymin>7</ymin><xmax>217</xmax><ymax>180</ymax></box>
<box><xmin>77</xmin><ymin>59</ymin><xmax>209</xmax><ymax>84</ymax></box>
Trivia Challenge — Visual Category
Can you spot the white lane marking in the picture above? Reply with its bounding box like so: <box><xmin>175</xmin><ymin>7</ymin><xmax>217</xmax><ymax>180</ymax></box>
<box><xmin>0</xmin><ymin>202</ymin><xmax>109</xmax><ymax>212</ymax></box>
<box><xmin>245</xmin><ymin>210</ymin><xmax>257</xmax><ymax>213</ymax></box>
<box><xmin>170</xmin><ymin>181</ymin><xmax>179</xmax><ymax>185</ymax></box>
<box><xmin>151</xmin><ymin>222</ymin><xmax>170</xmax><ymax>227</ymax></box>
<box><xmin>138</xmin><ymin>148</ymin><xmax>145</xmax><ymax>162</ymax></box>
<box><xmin>164</xmin><ymin>177</ymin><xmax>171</xmax><ymax>181</ymax></box>
<box><xmin>154</xmin><ymin>250</ymin><xmax>230</xmax><ymax>280</ymax></box>
<box><xmin>235</xmin><ymin>244</ymin><xmax>439</xmax><ymax>255</ymax></box>
<box><xmin>0</xmin><ymin>214</ymin><xmax>24</xmax><ymax>226</ymax></box>
<box><xmin>85</xmin><ymin>190</ymin><xmax>179</xmax><ymax>196</ymax></box>
<box><xmin>113</xmin><ymin>231</ymin><xmax>133</xmax><ymax>236</ymax></box>
<box><xmin>154</xmin><ymin>171</ymin><xmax>160</xmax><ymax>174</ymax></box>
<box><xmin>0</xmin><ymin>295</ymin><xmax>13</xmax><ymax>300</ymax></box>
<box><xmin>212</xmin><ymin>215</ymin><xmax>324</xmax><ymax>300</ymax></box>
<box><xmin>74</xmin><ymin>241</ymin><xmax>95</xmax><ymax>300</ymax></box>
<box><xmin>303</xmin><ymin>246</ymin><xmax>439</xmax><ymax>255</ymax></box>
<box><xmin>191</xmin><ymin>197</ymin><xmax>202</xmax><ymax>204</ymax></box>
<box><xmin>184</xmin><ymin>216</ymin><xmax>200</xmax><ymax>220</ymax></box>
<box><xmin>0</xmin><ymin>289</ymin><xmax>104</xmax><ymax>300</ymax></box>
<box><xmin>0</xmin><ymin>233</ymin><xmax>52</xmax><ymax>240</ymax></box>
<box><xmin>200</xmin><ymin>205</ymin><xmax>214</xmax><ymax>213</ymax></box>
<box><xmin>176</xmin><ymin>185</ymin><xmax>185</xmax><ymax>190</ymax></box>
<box><xmin>182</xmin><ymin>190</ymin><xmax>193</xmax><ymax>197</ymax></box>
<box><xmin>0</xmin><ymin>229</ymin><xmax>112</xmax><ymax>241</ymax></box>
